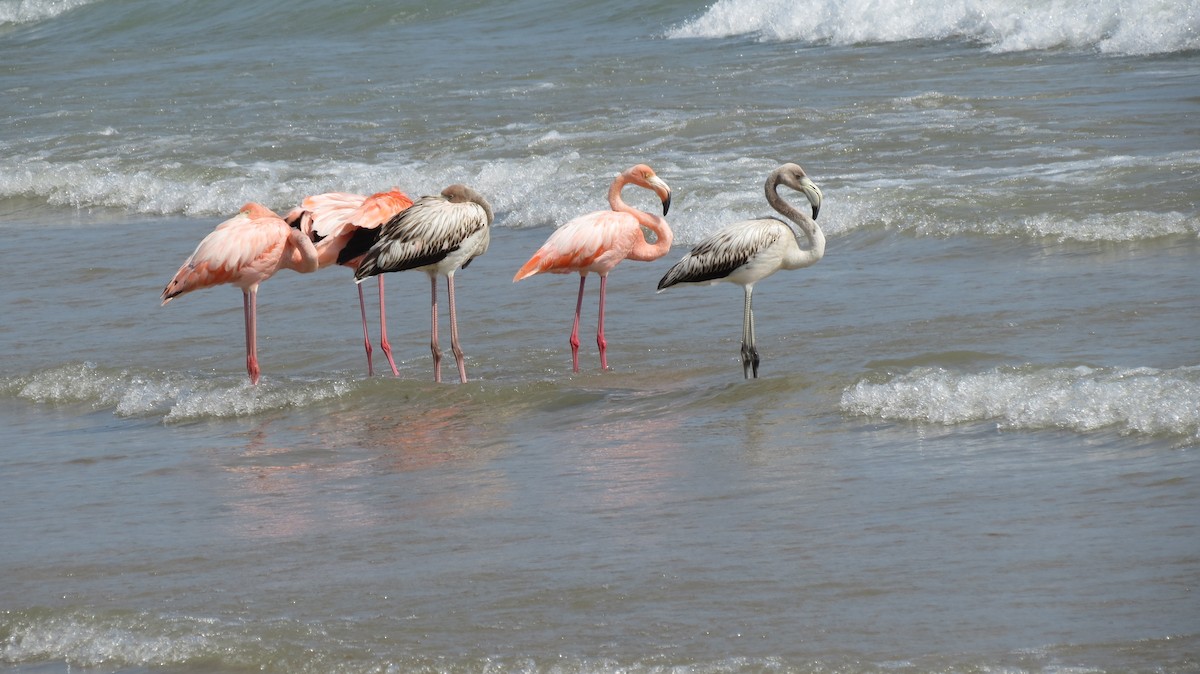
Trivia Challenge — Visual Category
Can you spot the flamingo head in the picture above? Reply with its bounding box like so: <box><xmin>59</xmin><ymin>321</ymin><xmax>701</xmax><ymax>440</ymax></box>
<box><xmin>624</xmin><ymin>164</ymin><xmax>672</xmax><ymax>215</ymax></box>
<box><xmin>238</xmin><ymin>202</ymin><xmax>282</xmax><ymax>223</ymax></box>
<box><xmin>778</xmin><ymin>163</ymin><xmax>822</xmax><ymax>220</ymax></box>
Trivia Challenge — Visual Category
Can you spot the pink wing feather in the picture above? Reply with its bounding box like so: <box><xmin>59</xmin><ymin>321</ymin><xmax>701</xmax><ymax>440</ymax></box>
<box><xmin>301</xmin><ymin>192</ymin><xmax>367</xmax><ymax>240</ymax></box>
<box><xmin>161</xmin><ymin>205</ymin><xmax>293</xmax><ymax>302</ymax></box>
<box><xmin>514</xmin><ymin>210</ymin><xmax>643</xmax><ymax>280</ymax></box>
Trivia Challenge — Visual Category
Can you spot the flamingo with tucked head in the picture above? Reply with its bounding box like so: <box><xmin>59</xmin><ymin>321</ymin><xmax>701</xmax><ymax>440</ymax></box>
<box><xmin>354</xmin><ymin>184</ymin><xmax>494</xmax><ymax>384</ymax></box>
<box><xmin>657</xmin><ymin>163</ymin><xmax>824</xmax><ymax>379</ymax></box>
<box><xmin>162</xmin><ymin>203</ymin><xmax>320</xmax><ymax>384</ymax></box>
<box><xmin>286</xmin><ymin>188</ymin><xmax>414</xmax><ymax>376</ymax></box>
<box><xmin>514</xmin><ymin>164</ymin><xmax>673</xmax><ymax>372</ymax></box>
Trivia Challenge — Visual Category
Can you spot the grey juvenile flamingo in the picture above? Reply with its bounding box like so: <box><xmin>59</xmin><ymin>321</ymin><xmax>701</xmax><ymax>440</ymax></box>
<box><xmin>354</xmin><ymin>184</ymin><xmax>493</xmax><ymax>384</ymax></box>
<box><xmin>657</xmin><ymin>163</ymin><xmax>824</xmax><ymax>379</ymax></box>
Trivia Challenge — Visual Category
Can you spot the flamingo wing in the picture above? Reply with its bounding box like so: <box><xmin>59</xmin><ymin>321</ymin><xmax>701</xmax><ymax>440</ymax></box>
<box><xmin>658</xmin><ymin>219</ymin><xmax>783</xmax><ymax>289</ymax></box>
<box><xmin>514</xmin><ymin>210</ymin><xmax>641</xmax><ymax>279</ymax></box>
<box><xmin>332</xmin><ymin>191</ymin><xmax>416</xmax><ymax>267</ymax></box>
<box><xmin>355</xmin><ymin>194</ymin><xmax>490</xmax><ymax>278</ymax></box>
<box><xmin>349</xmin><ymin>190</ymin><xmax>414</xmax><ymax>230</ymax></box>
<box><xmin>162</xmin><ymin>210</ymin><xmax>291</xmax><ymax>302</ymax></box>
<box><xmin>302</xmin><ymin>192</ymin><xmax>367</xmax><ymax>240</ymax></box>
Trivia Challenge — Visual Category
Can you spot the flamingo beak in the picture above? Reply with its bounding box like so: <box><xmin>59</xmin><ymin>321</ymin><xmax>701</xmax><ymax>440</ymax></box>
<box><xmin>648</xmin><ymin>175</ymin><xmax>672</xmax><ymax>215</ymax></box>
<box><xmin>800</xmin><ymin>177</ymin><xmax>822</xmax><ymax>220</ymax></box>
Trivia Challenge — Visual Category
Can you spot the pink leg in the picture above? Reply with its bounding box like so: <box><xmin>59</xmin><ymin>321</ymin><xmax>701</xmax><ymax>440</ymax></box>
<box><xmin>243</xmin><ymin>290</ymin><xmax>261</xmax><ymax>385</ymax></box>
<box><xmin>447</xmin><ymin>274</ymin><xmax>468</xmax><ymax>383</ymax></box>
<box><xmin>429</xmin><ymin>275</ymin><xmax>442</xmax><ymax>383</ymax></box>
<box><xmin>357</xmin><ymin>282</ymin><xmax>374</xmax><ymax>377</ymax></box>
<box><xmin>570</xmin><ymin>275</ymin><xmax>586</xmax><ymax>372</ymax></box>
<box><xmin>597</xmin><ymin>274</ymin><xmax>608</xmax><ymax>370</ymax></box>
<box><xmin>377</xmin><ymin>276</ymin><xmax>400</xmax><ymax>376</ymax></box>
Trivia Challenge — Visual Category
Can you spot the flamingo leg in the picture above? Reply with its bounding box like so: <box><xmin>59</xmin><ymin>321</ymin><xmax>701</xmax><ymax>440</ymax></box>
<box><xmin>740</xmin><ymin>286</ymin><xmax>760</xmax><ymax>379</ymax></box>
<box><xmin>357</xmin><ymin>283</ymin><xmax>374</xmax><ymax>377</ymax></box>
<box><xmin>243</xmin><ymin>289</ymin><xmax>261</xmax><ymax>385</ymax></box>
<box><xmin>570</xmin><ymin>275</ymin><xmax>586</xmax><ymax>372</ymax></box>
<box><xmin>377</xmin><ymin>276</ymin><xmax>400</xmax><ymax>376</ymax></box>
<box><xmin>447</xmin><ymin>274</ymin><xmax>468</xmax><ymax>383</ymax></box>
<box><xmin>596</xmin><ymin>274</ymin><xmax>609</xmax><ymax>370</ymax></box>
<box><xmin>429</xmin><ymin>274</ymin><xmax>442</xmax><ymax>383</ymax></box>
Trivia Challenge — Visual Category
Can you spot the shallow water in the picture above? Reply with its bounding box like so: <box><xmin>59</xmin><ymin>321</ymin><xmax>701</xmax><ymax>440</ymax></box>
<box><xmin>2</xmin><ymin>0</ymin><xmax>1198</xmax><ymax>672</ymax></box>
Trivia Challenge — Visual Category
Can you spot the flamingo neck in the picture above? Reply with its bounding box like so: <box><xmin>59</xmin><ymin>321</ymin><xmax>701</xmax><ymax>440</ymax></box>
<box><xmin>767</xmin><ymin>174</ymin><xmax>825</xmax><ymax>269</ymax></box>
<box><xmin>608</xmin><ymin>174</ymin><xmax>674</xmax><ymax>262</ymax></box>
<box><xmin>285</xmin><ymin>228</ymin><xmax>321</xmax><ymax>273</ymax></box>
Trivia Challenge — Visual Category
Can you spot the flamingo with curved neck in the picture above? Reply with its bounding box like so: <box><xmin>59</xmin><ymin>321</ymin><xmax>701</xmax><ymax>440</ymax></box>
<box><xmin>514</xmin><ymin>163</ymin><xmax>673</xmax><ymax>372</ymax></box>
<box><xmin>161</xmin><ymin>202</ymin><xmax>320</xmax><ymax>384</ymax></box>
<box><xmin>657</xmin><ymin>163</ymin><xmax>824</xmax><ymax>378</ymax></box>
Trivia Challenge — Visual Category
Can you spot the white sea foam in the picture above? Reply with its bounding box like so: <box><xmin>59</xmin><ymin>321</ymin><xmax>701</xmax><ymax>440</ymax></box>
<box><xmin>7</xmin><ymin>149</ymin><xmax>1190</xmax><ymax>243</ymax></box>
<box><xmin>830</xmin><ymin>200</ymin><xmax>1200</xmax><ymax>242</ymax></box>
<box><xmin>0</xmin><ymin>152</ymin><xmax>590</xmax><ymax>228</ymax></box>
<box><xmin>8</xmin><ymin>362</ymin><xmax>356</xmax><ymax>423</ymax></box>
<box><xmin>0</xmin><ymin>610</ymin><xmax>215</xmax><ymax>668</ymax></box>
<box><xmin>667</xmin><ymin>0</ymin><xmax>1200</xmax><ymax>55</ymax></box>
<box><xmin>0</xmin><ymin>0</ymin><xmax>98</xmax><ymax>25</ymax></box>
<box><xmin>841</xmin><ymin>364</ymin><xmax>1200</xmax><ymax>442</ymax></box>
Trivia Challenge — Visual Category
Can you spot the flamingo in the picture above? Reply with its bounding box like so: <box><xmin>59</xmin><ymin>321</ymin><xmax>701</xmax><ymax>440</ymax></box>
<box><xmin>161</xmin><ymin>202</ymin><xmax>320</xmax><ymax>384</ymax></box>
<box><xmin>657</xmin><ymin>163</ymin><xmax>824</xmax><ymax>379</ymax></box>
<box><xmin>354</xmin><ymin>184</ymin><xmax>493</xmax><ymax>384</ymax></box>
<box><xmin>287</xmin><ymin>189</ymin><xmax>414</xmax><ymax>377</ymax></box>
<box><xmin>513</xmin><ymin>164</ymin><xmax>673</xmax><ymax>372</ymax></box>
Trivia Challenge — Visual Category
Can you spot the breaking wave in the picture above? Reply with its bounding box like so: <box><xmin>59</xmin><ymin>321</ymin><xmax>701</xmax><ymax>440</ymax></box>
<box><xmin>0</xmin><ymin>0</ymin><xmax>99</xmax><ymax>26</ymax></box>
<box><xmin>668</xmin><ymin>0</ymin><xmax>1200</xmax><ymax>55</ymax></box>
<box><xmin>841</xmin><ymin>364</ymin><xmax>1200</xmax><ymax>443</ymax></box>
<box><xmin>3</xmin><ymin>361</ymin><xmax>358</xmax><ymax>423</ymax></box>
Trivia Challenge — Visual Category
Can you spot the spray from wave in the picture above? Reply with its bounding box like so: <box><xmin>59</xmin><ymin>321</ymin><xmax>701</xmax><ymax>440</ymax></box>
<box><xmin>0</xmin><ymin>152</ymin><xmax>591</xmax><ymax>228</ymax></box>
<box><xmin>667</xmin><ymin>0</ymin><xmax>1200</xmax><ymax>55</ymax></box>
<box><xmin>5</xmin><ymin>361</ymin><xmax>358</xmax><ymax>423</ymax></box>
<box><xmin>0</xmin><ymin>0</ymin><xmax>98</xmax><ymax>26</ymax></box>
<box><xmin>841</xmin><ymin>364</ymin><xmax>1200</xmax><ymax>442</ymax></box>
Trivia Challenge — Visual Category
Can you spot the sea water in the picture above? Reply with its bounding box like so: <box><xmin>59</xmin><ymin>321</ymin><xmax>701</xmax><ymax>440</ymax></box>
<box><xmin>2</xmin><ymin>0</ymin><xmax>1198</xmax><ymax>672</ymax></box>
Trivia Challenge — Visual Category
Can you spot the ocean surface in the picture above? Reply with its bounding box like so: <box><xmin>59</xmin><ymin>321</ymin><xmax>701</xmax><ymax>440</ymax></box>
<box><xmin>2</xmin><ymin>0</ymin><xmax>1199</xmax><ymax>672</ymax></box>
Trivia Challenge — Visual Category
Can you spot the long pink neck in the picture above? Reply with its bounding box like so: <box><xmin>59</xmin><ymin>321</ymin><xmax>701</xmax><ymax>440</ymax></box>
<box><xmin>608</xmin><ymin>175</ymin><xmax>673</xmax><ymax>262</ymax></box>
<box><xmin>284</xmin><ymin>228</ymin><xmax>320</xmax><ymax>273</ymax></box>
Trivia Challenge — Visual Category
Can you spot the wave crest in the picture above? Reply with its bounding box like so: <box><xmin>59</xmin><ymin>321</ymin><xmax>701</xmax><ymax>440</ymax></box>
<box><xmin>0</xmin><ymin>0</ymin><xmax>99</xmax><ymax>26</ymax></box>
<box><xmin>841</xmin><ymin>364</ymin><xmax>1200</xmax><ymax>442</ymax></box>
<box><xmin>6</xmin><ymin>362</ymin><xmax>357</xmax><ymax>423</ymax></box>
<box><xmin>667</xmin><ymin>0</ymin><xmax>1200</xmax><ymax>55</ymax></box>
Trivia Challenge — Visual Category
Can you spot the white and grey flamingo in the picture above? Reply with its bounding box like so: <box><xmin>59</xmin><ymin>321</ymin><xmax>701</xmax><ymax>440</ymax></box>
<box><xmin>354</xmin><ymin>184</ymin><xmax>493</xmax><ymax>384</ymax></box>
<box><xmin>657</xmin><ymin>163</ymin><xmax>824</xmax><ymax>379</ymax></box>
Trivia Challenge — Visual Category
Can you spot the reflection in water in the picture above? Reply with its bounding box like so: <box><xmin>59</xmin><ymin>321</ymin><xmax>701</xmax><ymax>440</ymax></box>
<box><xmin>214</xmin><ymin>419</ymin><xmax>380</xmax><ymax>539</ymax></box>
<box><xmin>562</xmin><ymin>396</ymin><xmax>686</xmax><ymax>514</ymax></box>
<box><xmin>212</xmin><ymin>398</ymin><xmax>516</xmax><ymax>538</ymax></box>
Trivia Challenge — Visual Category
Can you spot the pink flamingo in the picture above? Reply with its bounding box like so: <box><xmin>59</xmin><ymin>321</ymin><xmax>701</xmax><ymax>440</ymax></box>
<box><xmin>287</xmin><ymin>189</ymin><xmax>414</xmax><ymax>376</ymax></box>
<box><xmin>513</xmin><ymin>164</ymin><xmax>673</xmax><ymax>372</ymax></box>
<box><xmin>161</xmin><ymin>203</ymin><xmax>319</xmax><ymax>384</ymax></box>
<box><xmin>354</xmin><ymin>184</ymin><xmax>494</xmax><ymax>384</ymax></box>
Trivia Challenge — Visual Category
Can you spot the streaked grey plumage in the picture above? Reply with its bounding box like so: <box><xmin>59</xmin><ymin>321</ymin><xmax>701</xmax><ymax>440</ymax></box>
<box><xmin>353</xmin><ymin>184</ymin><xmax>494</xmax><ymax>384</ymax></box>
<box><xmin>355</xmin><ymin>184</ymin><xmax>492</xmax><ymax>280</ymax></box>
<box><xmin>657</xmin><ymin>163</ymin><xmax>824</xmax><ymax>379</ymax></box>
<box><xmin>657</xmin><ymin>225</ymin><xmax>785</xmax><ymax>287</ymax></box>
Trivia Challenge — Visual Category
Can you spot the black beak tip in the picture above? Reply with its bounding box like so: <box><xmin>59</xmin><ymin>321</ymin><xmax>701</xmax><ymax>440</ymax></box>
<box><xmin>811</xmin><ymin>205</ymin><xmax>820</xmax><ymax>220</ymax></box>
<box><xmin>662</xmin><ymin>194</ymin><xmax>672</xmax><ymax>216</ymax></box>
